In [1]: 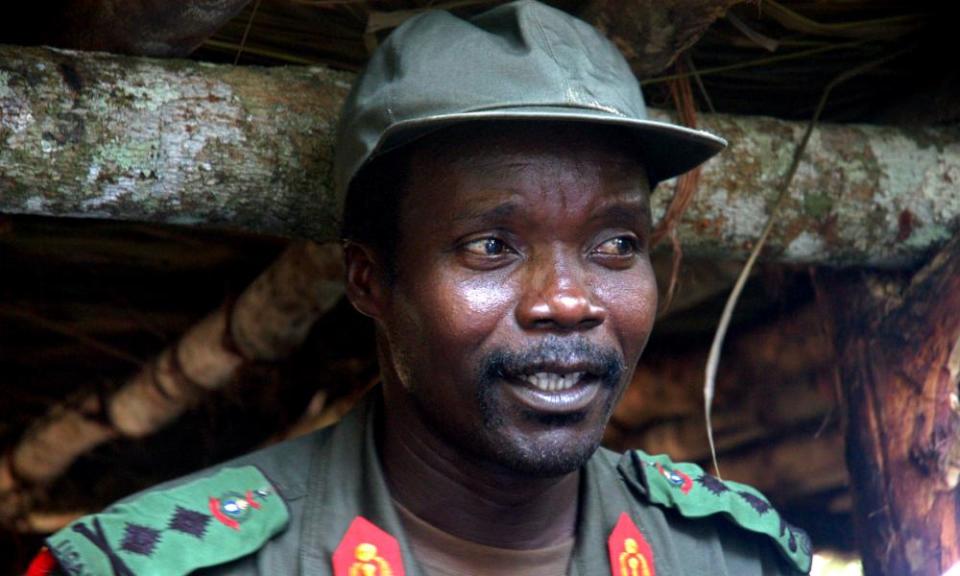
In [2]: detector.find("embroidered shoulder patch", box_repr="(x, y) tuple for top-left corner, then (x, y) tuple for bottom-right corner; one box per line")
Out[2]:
(46, 466), (289, 576)
(618, 450), (812, 574)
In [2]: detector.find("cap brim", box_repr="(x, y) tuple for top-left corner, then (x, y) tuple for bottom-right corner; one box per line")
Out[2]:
(374, 106), (727, 186)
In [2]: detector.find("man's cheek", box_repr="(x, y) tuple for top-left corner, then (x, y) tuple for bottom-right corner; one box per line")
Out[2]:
(462, 279), (515, 317)
(431, 275), (516, 332)
(603, 278), (657, 351)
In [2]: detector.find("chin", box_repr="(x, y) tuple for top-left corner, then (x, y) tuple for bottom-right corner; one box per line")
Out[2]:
(469, 382), (620, 478)
(413, 387), (609, 478)
(494, 387), (622, 477)
(486, 428), (605, 478)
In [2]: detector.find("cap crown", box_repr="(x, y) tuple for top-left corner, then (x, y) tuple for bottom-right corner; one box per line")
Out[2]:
(333, 0), (725, 209)
(334, 0), (649, 199)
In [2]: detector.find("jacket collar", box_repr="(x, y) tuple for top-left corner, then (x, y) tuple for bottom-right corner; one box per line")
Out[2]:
(297, 390), (631, 575)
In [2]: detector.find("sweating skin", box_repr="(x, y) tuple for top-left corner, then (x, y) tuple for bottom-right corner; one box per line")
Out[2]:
(344, 125), (658, 552)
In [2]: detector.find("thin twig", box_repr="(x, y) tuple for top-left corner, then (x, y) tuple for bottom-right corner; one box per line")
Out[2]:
(234, 0), (263, 65)
(760, 0), (924, 38)
(0, 306), (144, 367)
(684, 53), (716, 115)
(205, 40), (321, 66)
(658, 228), (684, 318)
(701, 51), (907, 479)
(654, 61), (701, 318)
(641, 40), (864, 86)
(726, 11), (780, 52)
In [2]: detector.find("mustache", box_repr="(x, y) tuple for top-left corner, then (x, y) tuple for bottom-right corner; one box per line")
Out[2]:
(478, 336), (626, 387)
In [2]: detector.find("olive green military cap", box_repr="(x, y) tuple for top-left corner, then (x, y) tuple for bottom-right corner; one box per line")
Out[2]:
(333, 0), (726, 207)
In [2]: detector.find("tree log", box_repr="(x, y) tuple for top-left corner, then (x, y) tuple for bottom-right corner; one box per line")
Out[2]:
(821, 234), (960, 576)
(610, 368), (834, 458)
(2, 45), (958, 265)
(0, 45), (351, 241)
(716, 428), (848, 503)
(0, 240), (343, 522)
(612, 305), (834, 427)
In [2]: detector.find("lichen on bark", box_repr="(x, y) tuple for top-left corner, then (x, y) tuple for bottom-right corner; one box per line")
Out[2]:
(1, 45), (351, 241)
(2, 45), (958, 266)
(648, 109), (960, 267)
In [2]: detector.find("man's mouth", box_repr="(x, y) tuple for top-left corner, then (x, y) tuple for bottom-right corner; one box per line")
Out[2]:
(521, 371), (585, 392)
(478, 337), (625, 418)
(501, 368), (602, 414)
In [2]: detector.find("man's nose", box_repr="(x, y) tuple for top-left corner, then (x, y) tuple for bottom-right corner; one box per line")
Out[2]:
(515, 255), (607, 331)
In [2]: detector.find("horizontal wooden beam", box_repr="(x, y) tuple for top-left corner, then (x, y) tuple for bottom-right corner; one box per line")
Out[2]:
(2, 45), (958, 266)
(0, 45), (351, 242)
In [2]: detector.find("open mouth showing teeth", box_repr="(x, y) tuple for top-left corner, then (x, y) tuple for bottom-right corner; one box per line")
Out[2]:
(522, 372), (585, 392)
(503, 369), (600, 414)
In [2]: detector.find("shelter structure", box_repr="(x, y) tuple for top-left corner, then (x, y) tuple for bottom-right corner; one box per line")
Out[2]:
(0, 1), (957, 574)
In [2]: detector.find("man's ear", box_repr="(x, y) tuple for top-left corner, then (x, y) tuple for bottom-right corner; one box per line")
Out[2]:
(343, 241), (389, 320)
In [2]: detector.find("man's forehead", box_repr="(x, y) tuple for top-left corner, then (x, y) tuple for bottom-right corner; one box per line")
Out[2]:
(406, 166), (651, 232)
(443, 196), (650, 236)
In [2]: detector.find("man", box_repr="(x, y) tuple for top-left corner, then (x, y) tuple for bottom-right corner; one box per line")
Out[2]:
(31, 2), (812, 574)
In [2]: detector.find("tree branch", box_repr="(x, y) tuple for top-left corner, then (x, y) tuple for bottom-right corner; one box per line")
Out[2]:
(1, 45), (958, 265)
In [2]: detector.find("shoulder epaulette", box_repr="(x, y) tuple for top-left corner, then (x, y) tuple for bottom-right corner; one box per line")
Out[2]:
(45, 466), (289, 576)
(618, 450), (812, 574)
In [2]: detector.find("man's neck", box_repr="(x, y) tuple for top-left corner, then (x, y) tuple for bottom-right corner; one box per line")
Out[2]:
(378, 405), (580, 550)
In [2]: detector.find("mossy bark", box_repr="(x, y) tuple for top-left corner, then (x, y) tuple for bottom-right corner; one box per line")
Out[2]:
(659, 112), (960, 268)
(2, 44), (958, 266)
(0, 45), (351, 242)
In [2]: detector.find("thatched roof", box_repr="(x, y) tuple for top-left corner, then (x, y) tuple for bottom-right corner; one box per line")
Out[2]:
(195, 0), (954, 123)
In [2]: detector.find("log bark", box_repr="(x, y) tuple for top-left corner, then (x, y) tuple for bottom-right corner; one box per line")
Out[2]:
(0, 45), (351, 242)
(612, 305), (834, 427)
(0, 240), (343, 522)
(2, 44), (959, 266)
(821, 234), (960, 576)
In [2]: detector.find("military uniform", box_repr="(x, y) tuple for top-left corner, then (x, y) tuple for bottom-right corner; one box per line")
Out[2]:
(38, 392), (811, 575)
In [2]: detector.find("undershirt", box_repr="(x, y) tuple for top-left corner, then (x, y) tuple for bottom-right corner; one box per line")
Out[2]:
(393, 500), (575, 576)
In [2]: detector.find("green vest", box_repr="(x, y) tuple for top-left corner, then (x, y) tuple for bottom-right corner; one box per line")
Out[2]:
(46, 393), (811, 575)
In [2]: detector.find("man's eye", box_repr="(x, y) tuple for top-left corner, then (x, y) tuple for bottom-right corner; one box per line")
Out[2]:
(462, 237), (510, 256)
(595, 236), (639, 257)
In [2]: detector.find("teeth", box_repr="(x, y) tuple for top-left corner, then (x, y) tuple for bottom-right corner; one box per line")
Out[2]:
(523, 372), (584, 392)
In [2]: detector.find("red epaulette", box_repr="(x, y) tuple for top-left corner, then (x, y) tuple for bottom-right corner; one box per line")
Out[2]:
(333, 516), (405, 576)
(26, 547), (59, 576)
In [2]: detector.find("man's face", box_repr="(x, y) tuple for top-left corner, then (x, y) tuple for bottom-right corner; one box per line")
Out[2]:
(370, 125), (657, 477)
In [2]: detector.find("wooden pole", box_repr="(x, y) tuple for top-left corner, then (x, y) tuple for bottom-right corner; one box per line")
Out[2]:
(2, 45), (958, 266)
(819, 234), (960, 575)
(0, 240), (343, 522)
